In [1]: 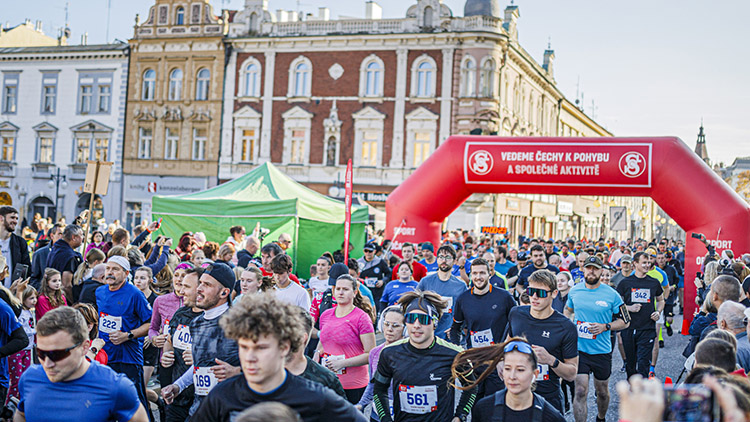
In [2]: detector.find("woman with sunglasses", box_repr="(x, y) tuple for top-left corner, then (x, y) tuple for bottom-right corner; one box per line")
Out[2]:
(372, 290), (476, 422)
(356, 305), (406, 421)
(452, 337), (565, 422)
(505, 270), (578, 415)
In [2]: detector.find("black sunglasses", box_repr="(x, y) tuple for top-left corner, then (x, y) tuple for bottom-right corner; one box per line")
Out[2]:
(37, 341), (83, 363)
(525, 287), (551, 298)
(405, 313), (433, 325)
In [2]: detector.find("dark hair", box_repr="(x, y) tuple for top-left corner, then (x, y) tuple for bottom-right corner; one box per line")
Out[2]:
(73, 303), (99, 340)
(396, 260), (413, 276)
(530, 244), (544, 254)
(335, 274), (376, 323)
(184, 266), (206, 279)
(453, 337), (538, 391)
(685, 365), (728, 385)
(695, 338), (737, 372)
(497, 246), (507, 258)
(235, 402), (301, 422)
(270, 253), (293, 274)
(397, 289), (446, 320)
(436, 244), (457, 260)
(0, 206), (17, 218)
(470, 257), (492, 274)
(37, 307), (88, 346)
(203, 241), (220, 260)
(261, 243), (283, 257)
(112, 228), (129, 244)
(401, 242), (414, 252)
(346, 257), (359, 274)
(633, 251), (649, 263)
(230, 225), (245, 236)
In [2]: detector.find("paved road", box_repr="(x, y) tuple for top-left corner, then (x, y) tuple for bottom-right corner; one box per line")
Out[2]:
(564, 314), (690, 421)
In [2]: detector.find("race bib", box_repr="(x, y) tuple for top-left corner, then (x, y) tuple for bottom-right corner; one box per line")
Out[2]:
(576, 321), (597, 339)
(631, 288), (651, 303)
(470, 328), (494, 348)
(193, 366), (218, 396)
(172, 324), (192, 350)
(398, 385), (438, 414)
(321, 353), (346, 375)
(162, 319), (170, 336)
(441, 296), (454, 314)
(99, 312), (122, 334)
(536, 364), (550, 381)
(365, 277), (378, 288)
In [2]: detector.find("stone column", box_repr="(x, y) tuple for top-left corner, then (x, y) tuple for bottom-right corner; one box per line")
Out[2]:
(439, 47), (454, 144)
(389, 47), (408, 168)
(259, 50), (275, 163)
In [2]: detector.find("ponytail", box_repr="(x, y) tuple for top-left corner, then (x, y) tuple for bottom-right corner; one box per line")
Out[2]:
(451, 337), (538, 391)
(74, 248), (106, 286)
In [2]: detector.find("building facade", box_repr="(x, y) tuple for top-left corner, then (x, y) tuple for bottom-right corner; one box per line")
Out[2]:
(122, 0), (226, 229)
(219, 0), (612, 236)
(0, 44), (128, 224)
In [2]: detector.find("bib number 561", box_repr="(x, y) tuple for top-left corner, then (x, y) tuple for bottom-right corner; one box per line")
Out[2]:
(407, 393), (428, 406)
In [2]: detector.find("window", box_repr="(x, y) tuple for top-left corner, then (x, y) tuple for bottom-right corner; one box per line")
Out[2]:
(242, 61), (260, 97)
(192, 128), (206, 160)
(165, 128), (179, 159)
(290, 130), (305, 164)
(138, 128), (152, 159)
(423, 6), (434, 27)
(168, 69), (183, 101)
(98, 85), (111, 113)
(288, 57), (312, 97)
(94, 138), (109, 161)
(480, 58), (495, 97)
(412, 57), (437, 98)
(142, 69), (156, 101)
(413, 132), (431, 167)
(38, 136), (54, 163)
(176, 7), (185, 25)
(125, 202), (142, 232)
(3, 78), (17, 114)
(195, 68), (210, 101)
(460, 57), (476, 97)
(0, 136), (14, 162)
(80, 85), (93, 114)
(41, 75), (57, 114)
(360, 56), (384, 97)
(361, 131), (378, 167)
(75, 137), (90, 163)
(240, 129), (256, 162)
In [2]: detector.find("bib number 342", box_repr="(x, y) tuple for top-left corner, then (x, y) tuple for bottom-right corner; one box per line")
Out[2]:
(399, 385), (438, 414)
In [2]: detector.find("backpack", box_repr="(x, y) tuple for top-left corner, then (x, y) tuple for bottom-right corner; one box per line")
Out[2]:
(492, 389), (546, 422)
(315, 288), (335, 330)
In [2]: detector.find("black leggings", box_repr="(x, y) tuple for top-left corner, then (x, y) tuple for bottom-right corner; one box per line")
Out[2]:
(345, 387), (366, 404)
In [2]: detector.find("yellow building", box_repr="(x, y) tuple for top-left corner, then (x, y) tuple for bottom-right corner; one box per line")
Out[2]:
(122, 0), (226, 221)
(0, 20), (67, 47)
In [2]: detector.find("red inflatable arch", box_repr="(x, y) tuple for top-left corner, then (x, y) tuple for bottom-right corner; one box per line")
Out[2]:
(385, 136), (750, 318)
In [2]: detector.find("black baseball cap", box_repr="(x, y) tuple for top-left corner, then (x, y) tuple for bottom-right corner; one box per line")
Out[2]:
(363, 243), (376, 252)
(583, 256), (603, 269)
(206, 262), (236, 289)
(517, 251), (529, 261)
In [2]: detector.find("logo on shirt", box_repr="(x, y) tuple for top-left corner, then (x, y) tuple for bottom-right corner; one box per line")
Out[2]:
(491, 304), (497, 310)
(374, 268), (380, 274)
(429, 373), (442, 381)
(596, 301), (608, 307)
(542, 331), (550, 338)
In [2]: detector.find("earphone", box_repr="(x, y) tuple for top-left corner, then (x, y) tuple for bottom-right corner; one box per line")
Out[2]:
(378, 305), (409, 337)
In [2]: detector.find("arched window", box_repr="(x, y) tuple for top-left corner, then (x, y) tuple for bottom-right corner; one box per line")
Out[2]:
(460, 57), (476, 97)
(176, 7), (185, 25)
(423, 6), (434, 27)
(360, 56), (384, 97)
(288, 57), (312, 97)
(242, 60), (261, 97)
(168, 68), (183, 101)
(480, 58), (495, 97)
(249, 13), (258, 32)
(142, 69), (155, 101)
(195, 68), (210, 101)
(412, 56), (437, 98)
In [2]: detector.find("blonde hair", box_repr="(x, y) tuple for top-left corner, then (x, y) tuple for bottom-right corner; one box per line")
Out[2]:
(73, 248), (105, 286)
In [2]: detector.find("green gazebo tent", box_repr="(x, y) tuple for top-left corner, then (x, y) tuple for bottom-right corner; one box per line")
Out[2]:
(151, 162), (369, 276)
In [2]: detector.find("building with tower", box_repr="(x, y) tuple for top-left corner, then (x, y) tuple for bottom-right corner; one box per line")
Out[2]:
(694, 123), (710, 166)
(121, 0), (226, 229)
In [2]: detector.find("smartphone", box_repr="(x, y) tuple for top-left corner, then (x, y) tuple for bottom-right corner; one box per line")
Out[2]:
(663, 384), (719, 422)
(691, 233), (703, 240)
(156, 218), (163, 229)
(12, 264), (28, 282)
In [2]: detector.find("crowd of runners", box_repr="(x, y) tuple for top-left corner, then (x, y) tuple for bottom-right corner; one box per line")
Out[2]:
(2, 205), (750, 421)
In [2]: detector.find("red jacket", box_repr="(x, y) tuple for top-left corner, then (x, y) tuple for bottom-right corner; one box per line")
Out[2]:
(391, 260), (427, 281)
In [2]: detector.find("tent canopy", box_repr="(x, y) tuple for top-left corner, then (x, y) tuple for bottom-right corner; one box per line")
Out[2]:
(152, 162), (369, 276)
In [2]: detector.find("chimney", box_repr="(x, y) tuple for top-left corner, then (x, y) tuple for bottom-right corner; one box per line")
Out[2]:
(288, 11), (299, 22)
(543, 47), (555, 78)
(502, 5), (519, 40)
(81, 32), (88, 45)
(35, 20), (42, 32)
(276, 9), (286, 22)
(318, 7), (330, 21)
(366, 1), (382, 20)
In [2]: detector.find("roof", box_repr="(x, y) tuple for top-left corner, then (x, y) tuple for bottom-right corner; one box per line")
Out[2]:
(0, 43), (128, 55)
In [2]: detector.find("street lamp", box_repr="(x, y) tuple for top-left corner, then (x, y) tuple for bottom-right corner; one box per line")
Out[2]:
(48, 168), (68, 221)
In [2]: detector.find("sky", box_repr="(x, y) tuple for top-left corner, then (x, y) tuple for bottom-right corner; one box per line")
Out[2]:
(6, 0), (749, 166)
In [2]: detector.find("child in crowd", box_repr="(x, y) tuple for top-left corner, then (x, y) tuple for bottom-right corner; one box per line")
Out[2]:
(36, 268), (66, 320)
(7, 285), (37, 402)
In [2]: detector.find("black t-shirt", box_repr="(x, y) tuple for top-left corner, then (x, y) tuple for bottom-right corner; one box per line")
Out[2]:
(616, 274), (663, 330)
(505, 306), (578, 395)
(300, 356), (346, 399)
(518, 264), (560, 288)
(471, 393), (565, 422)
(451, 286), (516, 348)
(506, 265), (523, 279)
(193, 371), (366, 422)
(169, 306), (202, 407)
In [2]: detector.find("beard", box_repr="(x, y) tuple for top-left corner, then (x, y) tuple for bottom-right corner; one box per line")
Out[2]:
(584, 274), (600, 285)
(3, 220), (13, 232)
(438, 263), (452, 272)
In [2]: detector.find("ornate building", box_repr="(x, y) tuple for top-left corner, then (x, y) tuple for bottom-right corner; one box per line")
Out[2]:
(122, 0), (226, 229)
(219, 1), (610, 234)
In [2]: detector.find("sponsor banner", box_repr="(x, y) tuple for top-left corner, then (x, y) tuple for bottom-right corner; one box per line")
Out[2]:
(464, 142), (652, 188)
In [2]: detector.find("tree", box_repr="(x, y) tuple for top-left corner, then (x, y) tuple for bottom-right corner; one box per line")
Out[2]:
(730, 170), (750, 202)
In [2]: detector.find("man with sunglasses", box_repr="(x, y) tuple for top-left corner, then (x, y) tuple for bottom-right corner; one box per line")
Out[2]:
(417, 245), (467, 340)
(517, 245), (559, 293)
(96, 256), (154, 421)
(616, 251), (664, 380)
(505, 269), (578, 414)
(16, 307), (148, 421)
(373, 290), (476, 422)
(564, 256), (629, 422)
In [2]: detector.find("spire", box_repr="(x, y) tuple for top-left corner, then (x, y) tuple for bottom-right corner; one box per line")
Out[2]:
(694, 121), (710, 166)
